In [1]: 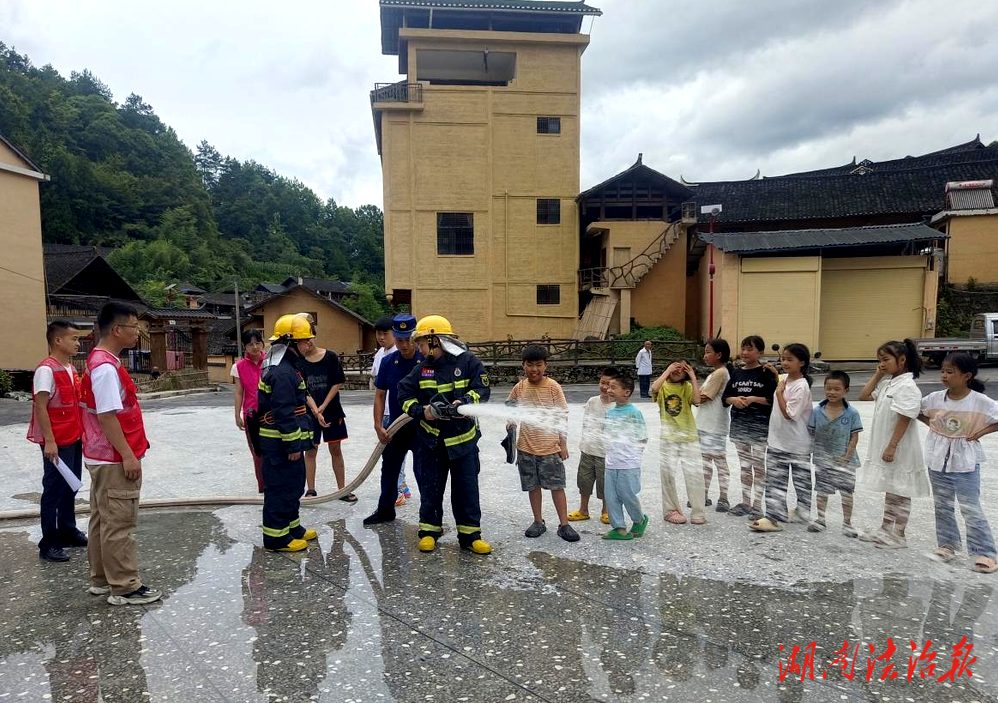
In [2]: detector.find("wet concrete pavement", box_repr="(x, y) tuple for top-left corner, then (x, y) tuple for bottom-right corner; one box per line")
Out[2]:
(2, 508), (997, 702)
(3, 385), (998, 701)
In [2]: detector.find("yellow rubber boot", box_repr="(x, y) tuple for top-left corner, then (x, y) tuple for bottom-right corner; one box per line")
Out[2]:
(418, 536), (437, 553)
(467, 539), (492, 555)
(274, 539), (308, 552)
(301, 528), (318, 541)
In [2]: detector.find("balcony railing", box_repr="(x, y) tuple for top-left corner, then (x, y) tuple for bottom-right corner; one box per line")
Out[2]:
(370, 82), (423, 104)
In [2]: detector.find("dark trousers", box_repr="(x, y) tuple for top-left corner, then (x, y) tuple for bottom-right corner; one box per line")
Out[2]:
(415, 442), (482, 546)
(376, 422), (418, 519)
(638, 374), (651, 398)
(261, 453), (306, 549)
(764, 449), (812, 522)
(39, 441), (83, 551)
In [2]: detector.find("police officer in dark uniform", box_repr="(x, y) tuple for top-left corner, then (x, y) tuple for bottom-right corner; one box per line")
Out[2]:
(256, 314), (318, 552)
(364, 313), (424, 526)
(396, 314), (492, 555)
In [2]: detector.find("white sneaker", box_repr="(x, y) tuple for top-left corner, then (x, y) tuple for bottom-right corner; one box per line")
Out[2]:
(87, 585), (111, 596)
(875, 535), (908, 550)
(107, 585), (162, 606)
(859, 529), (889, 543)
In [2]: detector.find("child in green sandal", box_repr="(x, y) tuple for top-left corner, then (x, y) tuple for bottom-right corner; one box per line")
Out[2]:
(602, 373), (649, 541)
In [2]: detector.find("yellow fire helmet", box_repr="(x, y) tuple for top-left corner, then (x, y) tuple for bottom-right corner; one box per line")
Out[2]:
(413, 314), (455, 339)
(269, 314), (315, 341)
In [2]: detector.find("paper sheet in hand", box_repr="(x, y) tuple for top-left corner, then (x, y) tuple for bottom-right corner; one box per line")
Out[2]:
(56, 458), (83, 492)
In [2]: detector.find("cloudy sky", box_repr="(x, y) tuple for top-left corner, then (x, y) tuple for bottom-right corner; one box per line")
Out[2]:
(3, 0), (997, 207)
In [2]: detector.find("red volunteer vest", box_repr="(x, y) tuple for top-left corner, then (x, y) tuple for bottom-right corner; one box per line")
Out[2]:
(26, 357), (82, 446)
(81, 349), (150, 462)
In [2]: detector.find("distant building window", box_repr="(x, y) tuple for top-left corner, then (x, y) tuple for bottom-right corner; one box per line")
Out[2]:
(537, 285), (560, 305)
(537, 199), (560, 225)
(537, 116), (561, 134)
(437, 213), (474, 255)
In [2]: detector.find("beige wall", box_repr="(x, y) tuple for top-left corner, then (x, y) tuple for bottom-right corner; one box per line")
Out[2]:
(250, 288), (370, 355)
(380, 30), (586, 341)
(630, 229), (687, 332)
(945, 214), (998, 285)
(208, 354), (236, 384)
(0, 146), (47, 370)
(698, 249), (740, 343)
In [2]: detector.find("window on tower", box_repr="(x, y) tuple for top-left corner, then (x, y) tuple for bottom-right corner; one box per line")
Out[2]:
(536, 285), (560, 305)
(536, 199), (561, 225)
(437, 213), (474, 255)
(537, 117), (561, 134)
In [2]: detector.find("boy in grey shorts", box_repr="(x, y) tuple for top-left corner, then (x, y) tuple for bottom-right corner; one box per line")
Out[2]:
(506, 346), (580, 542)
(569, 366), (619, 525)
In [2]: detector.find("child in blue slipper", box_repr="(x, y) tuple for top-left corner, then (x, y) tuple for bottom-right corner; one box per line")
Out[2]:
(602, 373), (649, 540)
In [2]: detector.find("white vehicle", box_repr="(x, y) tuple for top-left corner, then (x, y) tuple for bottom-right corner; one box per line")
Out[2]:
(917, 313), (998, 366)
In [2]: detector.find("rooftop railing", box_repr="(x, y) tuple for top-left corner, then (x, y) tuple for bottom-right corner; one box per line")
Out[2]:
(370, 82), (423, 104)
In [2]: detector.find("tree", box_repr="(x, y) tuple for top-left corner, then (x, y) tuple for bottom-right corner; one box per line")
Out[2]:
(68, 68), (113, 100)
(194, 140), (223, 190)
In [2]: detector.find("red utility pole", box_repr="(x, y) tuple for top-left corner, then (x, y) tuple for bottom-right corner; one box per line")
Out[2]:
(708, 213), (716, 338)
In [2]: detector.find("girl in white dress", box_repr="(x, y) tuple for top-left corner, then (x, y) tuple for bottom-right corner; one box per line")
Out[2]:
(857, 339), (929, 548)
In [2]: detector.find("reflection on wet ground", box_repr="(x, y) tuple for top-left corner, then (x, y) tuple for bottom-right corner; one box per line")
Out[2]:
(1, 509), (996, 702)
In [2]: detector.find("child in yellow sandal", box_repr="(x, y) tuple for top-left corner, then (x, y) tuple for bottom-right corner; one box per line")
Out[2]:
(569, 367), (618, 525)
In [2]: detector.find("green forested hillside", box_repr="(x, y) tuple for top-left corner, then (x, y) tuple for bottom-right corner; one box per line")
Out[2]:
(0, 42), (387, 318)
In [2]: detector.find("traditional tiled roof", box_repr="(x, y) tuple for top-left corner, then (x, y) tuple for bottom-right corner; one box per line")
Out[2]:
(255, 283), (287, 294)
(141, 307), (218, 320)
(700, 222), (945, 254)
(207, 318), (239, 355)
(577, 155), (693, 203)
(199, 292), (243, 307)
(243, 283), (374, 327)
(43, 245), (142, 301)
(689, 158), (998, 225)
(766, 134), (998, 178)
(773, 141), (997, 179)
(280, 276), (354, 297)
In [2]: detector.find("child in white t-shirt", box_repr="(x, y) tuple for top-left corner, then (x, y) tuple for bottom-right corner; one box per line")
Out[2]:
(750, 344), (813, 533)
(697, 339), (732, 512)
(918, 352), (998, 573)
(568, 367), (617, 524)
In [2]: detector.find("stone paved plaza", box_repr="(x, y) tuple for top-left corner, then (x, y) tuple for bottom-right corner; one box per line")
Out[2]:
(1, 388), (998, 702)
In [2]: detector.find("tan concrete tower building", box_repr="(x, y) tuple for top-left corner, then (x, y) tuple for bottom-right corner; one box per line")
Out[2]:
(371, 0), (600, 341)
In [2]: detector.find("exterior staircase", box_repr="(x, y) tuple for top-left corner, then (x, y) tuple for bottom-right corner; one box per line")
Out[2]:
(574, 221), (683, 339)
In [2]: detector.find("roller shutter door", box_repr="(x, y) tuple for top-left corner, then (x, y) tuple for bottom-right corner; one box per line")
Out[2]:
(738, 257), (821, 351)
(819, 266), (924, 360)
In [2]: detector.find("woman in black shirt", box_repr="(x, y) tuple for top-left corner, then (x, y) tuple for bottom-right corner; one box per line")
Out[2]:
(722, 335), (777, 519)
(297, 332), (355, 502)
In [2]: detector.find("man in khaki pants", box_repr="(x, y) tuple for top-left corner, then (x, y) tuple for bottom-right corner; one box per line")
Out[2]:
(80, 302), (161, 605)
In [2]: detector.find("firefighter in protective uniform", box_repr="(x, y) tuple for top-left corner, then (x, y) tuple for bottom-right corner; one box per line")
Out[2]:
(256, 314), (318, 551)
(396, 315), (492, 554)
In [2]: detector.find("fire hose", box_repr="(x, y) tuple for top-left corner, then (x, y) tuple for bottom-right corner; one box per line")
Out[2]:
(0, 415), (414, 522)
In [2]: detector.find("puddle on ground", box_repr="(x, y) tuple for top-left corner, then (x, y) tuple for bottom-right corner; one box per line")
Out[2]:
(0, 510), (995, 702)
